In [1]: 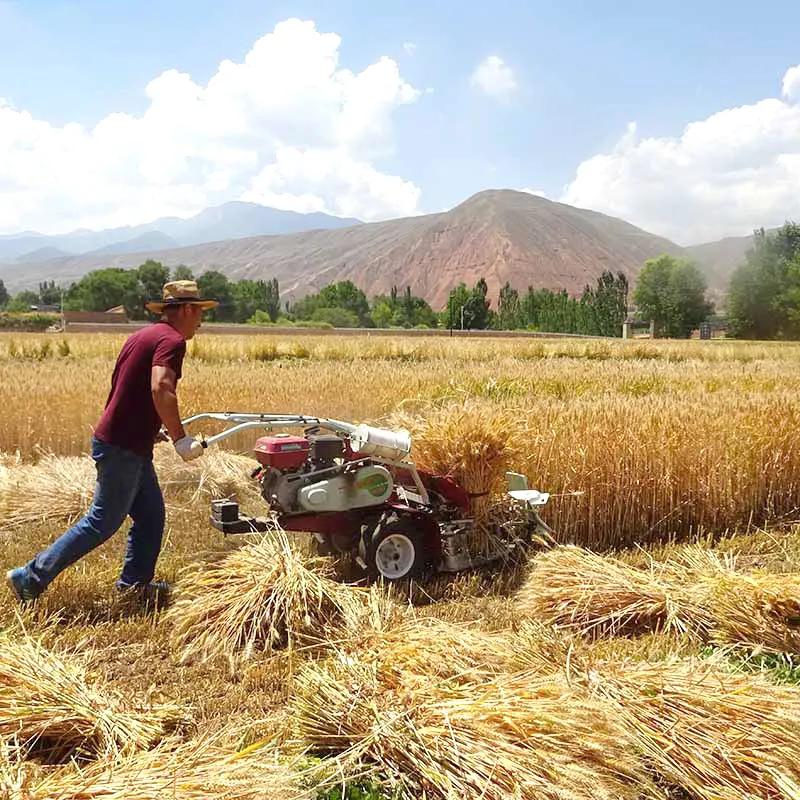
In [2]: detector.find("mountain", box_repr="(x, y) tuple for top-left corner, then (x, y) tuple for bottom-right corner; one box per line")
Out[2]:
(0, 190), (685, 308)
(91, 232), (180, 255)
(686, 231), (761, 292)
(158, 202), (362, 245)
(14, 246), (71, 264)
(0, 202), (361, 262)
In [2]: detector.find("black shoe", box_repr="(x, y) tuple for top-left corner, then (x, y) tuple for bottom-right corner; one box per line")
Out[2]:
(6, 567), (40, 605)
(115, 579), (171, 607)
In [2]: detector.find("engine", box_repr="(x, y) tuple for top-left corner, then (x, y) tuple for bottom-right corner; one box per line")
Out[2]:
(253, 433), (393, 515)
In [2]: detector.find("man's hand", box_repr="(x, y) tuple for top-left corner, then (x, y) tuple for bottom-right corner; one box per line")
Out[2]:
(174, 435), (204, 462)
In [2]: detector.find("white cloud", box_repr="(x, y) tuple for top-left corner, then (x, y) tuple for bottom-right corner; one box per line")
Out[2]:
(783, 65), (800, 102)
(470, 56), (516, 100)
(241, 147), (421, 220)
(403, 42), (417, 56)
(562, 64), (800, 245)
(0, 19), (422, 234)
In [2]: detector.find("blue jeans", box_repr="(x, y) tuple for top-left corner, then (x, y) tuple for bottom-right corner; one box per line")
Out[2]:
(22, 437), (165, 595)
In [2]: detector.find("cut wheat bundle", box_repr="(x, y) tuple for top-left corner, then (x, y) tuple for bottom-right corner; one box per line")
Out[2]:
(351, 615), (514, 688)
(0, 629), (180, 763)
(24, 732), (308, 800)
(684, 570), (800, 654)
(292, 656), (659, 800)
(584, 657), (800, 800)
(515, 545), (697, 638)
(389, 402), (527, 519)
(0, 447), (257, 530)
(518, 544), (800, 656)
(166, 530), (371, 670)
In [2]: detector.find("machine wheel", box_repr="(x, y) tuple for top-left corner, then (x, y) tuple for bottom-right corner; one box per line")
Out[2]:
(368, 518), (432, 581)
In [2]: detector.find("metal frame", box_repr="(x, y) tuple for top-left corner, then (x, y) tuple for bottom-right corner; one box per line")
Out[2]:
(182, 411), (430, 504)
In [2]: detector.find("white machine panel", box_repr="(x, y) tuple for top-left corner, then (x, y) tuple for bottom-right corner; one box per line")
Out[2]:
(298, 464), (394, 512)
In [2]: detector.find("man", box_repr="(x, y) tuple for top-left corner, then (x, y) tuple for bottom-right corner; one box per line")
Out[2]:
(6, 280), (218, 606)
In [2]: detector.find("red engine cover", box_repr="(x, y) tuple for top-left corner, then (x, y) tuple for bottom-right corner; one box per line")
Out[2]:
(254, 434), (309, 470)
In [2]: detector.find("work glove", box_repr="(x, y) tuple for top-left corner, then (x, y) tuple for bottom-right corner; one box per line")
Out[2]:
(174, 435), (204, 462)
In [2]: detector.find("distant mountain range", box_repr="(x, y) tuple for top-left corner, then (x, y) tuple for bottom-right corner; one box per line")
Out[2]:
(0, 190), (780, 308)
(0, 190), (688, 307)
(0, 201), (361, 264)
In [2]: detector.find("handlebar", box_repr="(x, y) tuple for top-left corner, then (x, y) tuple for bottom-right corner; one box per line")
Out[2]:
(181, 412), (359, 448)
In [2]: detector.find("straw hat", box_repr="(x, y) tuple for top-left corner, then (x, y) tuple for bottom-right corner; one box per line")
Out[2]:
(145, 280), (220, 314)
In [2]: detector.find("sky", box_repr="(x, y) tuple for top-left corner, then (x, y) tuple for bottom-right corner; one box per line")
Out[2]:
(2, 0), (800, 245)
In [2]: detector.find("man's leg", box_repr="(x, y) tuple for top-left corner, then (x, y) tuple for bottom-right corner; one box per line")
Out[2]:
(117, 458), (166, 588)
(14, 439), (143, 598)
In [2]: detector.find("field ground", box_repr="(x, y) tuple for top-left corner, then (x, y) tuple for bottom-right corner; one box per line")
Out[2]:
(1, 331), (800, 799)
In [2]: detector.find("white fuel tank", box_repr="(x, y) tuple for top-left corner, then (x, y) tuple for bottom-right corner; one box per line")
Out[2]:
(298, 464), (394, 512)
(350, 424), (411, 461)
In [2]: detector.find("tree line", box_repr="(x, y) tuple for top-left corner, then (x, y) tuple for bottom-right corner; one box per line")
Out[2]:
(2, 222), (796, 339)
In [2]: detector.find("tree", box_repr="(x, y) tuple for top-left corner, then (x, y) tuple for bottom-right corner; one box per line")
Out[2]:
(291, 280), (372, 326)
(0, 279), (8, 309)
(38, 281), (61, 307)
(445, 278), (493, 330)
(594, 270), (629, 337)
(138, 260), (170, 309)
(197, 271), (234, 321)
(464, 278), (493, 329)
(6, 290), (39, 312)
(63, 268), (141, 316)
(371, 285), (437, 328)
(633, 255), (712, 338)
(446, 283), (471, 329)
(496, 282), (523, 329)
(232, 278), (281, 323)
(172, 265), (195, 281)
(726, 224), (800, 339)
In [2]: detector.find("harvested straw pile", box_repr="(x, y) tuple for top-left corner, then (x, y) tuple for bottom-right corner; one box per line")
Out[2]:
(292, 657), (658, 800)
(352, 616), (514, 688)
(518, 544), (800, 655)
(687, 570), (800, 653)
(22, 733), (307, 800)
(0, 630), (179, 762)
(516, 545), (697, 638)
(0, 741), (26, 799)
(585, 657), (800, 800)
(167, 530), (370, 669)
(0, 452), (95, 530)
(0, 447), (256, 530)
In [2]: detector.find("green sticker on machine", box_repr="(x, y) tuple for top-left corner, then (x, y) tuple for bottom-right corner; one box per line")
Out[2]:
(357, 472), (390, 497)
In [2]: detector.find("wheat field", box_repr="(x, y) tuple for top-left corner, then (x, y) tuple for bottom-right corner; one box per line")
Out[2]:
(2, 331), (799, 547)
(2, 329), (800, 799)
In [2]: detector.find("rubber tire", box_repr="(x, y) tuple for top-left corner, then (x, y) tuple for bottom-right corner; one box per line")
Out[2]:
(367, 518), (432, 581)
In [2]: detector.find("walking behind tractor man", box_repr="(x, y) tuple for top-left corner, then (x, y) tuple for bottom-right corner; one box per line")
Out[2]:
(6, 280), (218, 606)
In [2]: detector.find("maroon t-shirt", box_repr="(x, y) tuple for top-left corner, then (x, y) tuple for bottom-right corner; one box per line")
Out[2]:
(94, 321), (186, 457)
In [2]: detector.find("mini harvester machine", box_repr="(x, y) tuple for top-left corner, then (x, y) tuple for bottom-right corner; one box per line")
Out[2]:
(185, 412), (553, 582)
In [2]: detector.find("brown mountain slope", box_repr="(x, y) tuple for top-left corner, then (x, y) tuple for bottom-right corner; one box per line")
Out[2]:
(685, 232), (761, 292)
(0, 190), (684, 308)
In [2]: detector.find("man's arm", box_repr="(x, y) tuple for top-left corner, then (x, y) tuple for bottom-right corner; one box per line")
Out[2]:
(151, 365), (185, 442)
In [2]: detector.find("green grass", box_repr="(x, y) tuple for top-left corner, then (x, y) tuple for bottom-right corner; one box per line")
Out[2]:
(700, 645), (800, 684)
(316, 782), (392, 800)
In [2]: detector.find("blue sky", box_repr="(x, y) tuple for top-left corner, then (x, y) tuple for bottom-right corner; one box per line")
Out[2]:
(2, 0), (800, 243)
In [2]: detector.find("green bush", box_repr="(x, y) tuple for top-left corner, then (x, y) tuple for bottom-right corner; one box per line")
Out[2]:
(0, 312), (60, 331)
